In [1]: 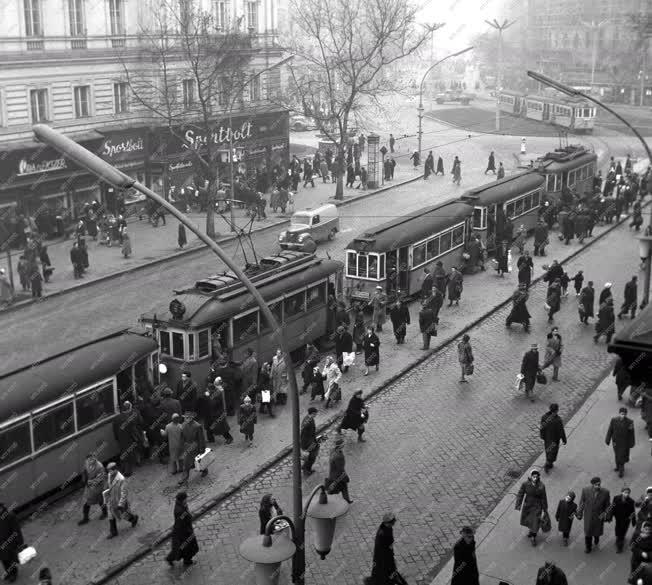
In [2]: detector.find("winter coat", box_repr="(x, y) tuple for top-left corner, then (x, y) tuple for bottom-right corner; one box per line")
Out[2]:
(521, 350), (540, 381)
(176, 379), (199, 413)
(546, 285), (561, 313)
(168, 501), (199, 561)
(579, 286), (595, 318)
(240, 355), (259, 393)
(419, 307), (437, 335)
(370, 522), (397, 585)
(596, 302), (615, 336)
(238, 402), (257, 436)
(578, 486), (611, 537)
(605, 416), (635, 465)
(624, 280), (638, 305)
(535, 564), (568, 585)
(178, 224), (187, 247)
(544, 334), (563, 369)
(327, 448), (349, 492)
(180, 419), (206, 470)
(271, 356), (289, 396)
(555, 499), (577, 534)
(389, 304), (410, 334)
(121, 233), (132, 257)
(335, 331), (354, 355)
(163, 421), (183, 461)
(363, 333), (380, 367)
(199, 388), (230, 436)
(447, 271), (463, 301)
(534, 224), (549, 246)
(112, 409), (143, 452)
(106, 471), (131, 520)
(517, 255), (533, 285)
(300, 415), (317, 451)
(457, 340), (473, 366)
(607, 494), (636, 535)
(508, 290), (530, 324)
(82, 459), (107, 506)
(432, 265), (447, 294)
(540, 411), (566, 462)
(516, 478), (548, 533)
(160, 397), (182, 424)
(340, 395), (366, 431)
(451, 537), (479, 585)
(421, 273), (434, 298)
(322, 362), (342, 397)
(371, 293), (387, 326)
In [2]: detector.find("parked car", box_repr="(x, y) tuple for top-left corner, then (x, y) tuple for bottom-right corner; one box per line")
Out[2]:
(279, 204), (339, 252)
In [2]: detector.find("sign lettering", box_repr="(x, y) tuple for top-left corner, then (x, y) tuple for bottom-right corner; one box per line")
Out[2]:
(182, 122), (253, 150)
(102, 137), (144, 159)
(18, 157), (67, 176)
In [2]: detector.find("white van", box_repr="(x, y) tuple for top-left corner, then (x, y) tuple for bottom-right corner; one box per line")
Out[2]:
(278, 204), (340, 252)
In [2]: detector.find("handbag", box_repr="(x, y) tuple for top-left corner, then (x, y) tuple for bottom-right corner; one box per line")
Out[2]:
(261, 390), (271, 403)
(514, 373), (525, 393)
(465, 363), (474, 376)
(194, 447), (215, 472)
(342, 352), (356, 367)
(536, 371), (547, 385)
(18, 546), (37, 565)
(540, 510), (552, 533)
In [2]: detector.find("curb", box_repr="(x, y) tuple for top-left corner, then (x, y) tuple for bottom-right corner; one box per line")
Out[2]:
(89, 189), (647, 585)
(2, 174), (423, 316)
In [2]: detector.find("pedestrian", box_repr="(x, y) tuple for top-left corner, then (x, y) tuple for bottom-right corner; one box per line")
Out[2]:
(176, 371), (198, 414)
(0, 503), (23, 582)
(546, 280), (561, 323)
(334, 325), (354, 371)
(322, 355), (342, 407)
(112, 401), (143, 477)
(410, 150), (420, 168)
(300, 407), (320, 475)
(485, 151), (496, 174)
(166, 492), (199, 567)
(619, 275), (638, 320)
(39, 245), (52, 282)
(540, 403), (566, 473)
(326, 437), (353, 503)
(457, 334), (473, 383)
(424, 151), (434, 179)
(517, 250), (534, 288)
(320, 159), (329, 183)
(259, 494), (283, 535)
(30, 264), (43, 298)
(432, 260), (447, 295)
(389, 298), (410, 344)
(368, 512), (406, 585)
(388, 134), (395, 153)
(238, 396), (257, 446)
(198, 380), (233, 444)
(162, 413), (184, 474)
(515, 469), (548, 546)
(178, 223), (187, 249)
(506, 283), (531, 332)
(310, 364), (326, 401)
(419, 301), (437, 350)
(535, 561), (568, 585)
(605, 406), (635, 478)
(271, 348), (289, 406)
(560, 271), (570, 297)
(543, 327), (563, 382)
(555, 490), (577, 546)
(533, 220), (549, 257)
(346, 163), (355, 188)
(447, 266), (463, 306)
(572, 270), (584, 296)
(495, 240), (509, 276)
(451, 526), (479, 585)
(520, 343), (542, 402)
(577, 476), (611, 553)
(452, 156), (462, 185)
(634, 488), (652, 540)
(160, 387), (182, 422)
(178, 411), (207, 485)
(240, 347), (258, 398)
(594, 296), (615, 343)
(631, 522), (652, 584)
(497, 162), (505, 180)
(421, 267), (433, 300)
(77, 453), (108, 525)
(121, 229), (132, 258)
(371, 286), (387, 332)
(303, 164), (315, 188)
(631, 200), (644, 231)
(362, 326), (380, 376)
(436, 155), (444, 175)
(337, 389), (368, 442)
(105, 462), (139, 539)
(607, 486), (636, 553)
(579, 281), (595, 324)
(258, 361), (275, 416)
(599, 281), (613, 305)
(613, 356), (632, 401)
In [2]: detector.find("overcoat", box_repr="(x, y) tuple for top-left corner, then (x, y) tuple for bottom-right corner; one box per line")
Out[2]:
(555, 499), (577, 534)
(0, 506), (23, 563)
(451, 537), (479, 585)
(371, 293), (387, 326)
(369, 522), (397, 585)
(180, 419), (206, 471)
(106, 471), (132, 520)
(363, 333), (380, 367)
(544, 334), (563, 369)
(271, 356), (289, 396)
(577, 486), (611, 537)
(168, 501), (199, 562)
(340, 395), (366, 431)
(447, 271), (463, 301)
(579, 286), (595, 318)
(605, 416), (635, 465)
(515, 478), (548, 533)
(163, 421), (184, 461)
(82, 459), (107, 506)
(540, 411), (566, 463)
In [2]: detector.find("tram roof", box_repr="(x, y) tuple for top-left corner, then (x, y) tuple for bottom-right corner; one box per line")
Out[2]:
(539, 150), (597, 173)
(345, 200), (473, 253)
(0, 330), (158, 417)
(141, 258), (343, 328)
(608, 303), (652, 354)
(460, 171), (545, 207)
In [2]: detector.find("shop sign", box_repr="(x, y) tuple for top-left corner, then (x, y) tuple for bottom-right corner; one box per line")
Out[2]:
(168, 160), (193, 173)
(249, 146), (267, 156)
(183, 121), (253, 150)
(271, 142), (287, 151)
(99, 130), (146, 162)
(17, 157), (67, 176)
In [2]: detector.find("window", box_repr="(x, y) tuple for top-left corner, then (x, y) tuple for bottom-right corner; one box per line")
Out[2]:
(0, 420), (31, 468)
(307, 282), (326, 310)
(261, 302), (282, 330)
(452, 225), (464, 248)
(532, 191), (541, 207)
(284, 291), (305, 319)
(188, 333), (195, 359)
(182, 79), (195, 109)
(114, 82), (129, 114)
(214, 0), (228, 29)
(368, 255), (378, 279)
(379, 254), (386, 279)
(472, 208), (483, 229)
(312, 215), (320, 225)
(247, 1), (258, 30)
(219, 77), (229, 107)
(347, 252), (357, 276)
(74, 85), (91, 118)
(68, 0), (85, 36)
(198, 329), (210, 358)
(171, 332), (184, 359)
(357, 255), (368, 278)
(159, 330), (170, 355)
(426, 237), (439, 260)
(249, 75), (261, 101)
(505, 202), (515, 218)
(76, 382), (115, 431)
(412, 243), (426, 267)
(514, 198), (524, 216)
(439, 231), (452, 254)
(24, 0), (42, 36)
(33, 401), (75, 451)
(109, 0), (124, 35)
(30, 88), (48, 122)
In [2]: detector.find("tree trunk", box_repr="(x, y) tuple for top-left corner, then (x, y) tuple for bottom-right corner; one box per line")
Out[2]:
(205, 179), (217, 239)
(334, 146), (345, 200)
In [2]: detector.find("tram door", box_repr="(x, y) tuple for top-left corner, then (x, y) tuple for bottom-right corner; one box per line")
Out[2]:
(398, 246), (409, 294)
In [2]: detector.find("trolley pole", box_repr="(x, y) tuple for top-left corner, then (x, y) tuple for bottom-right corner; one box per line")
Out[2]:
(485, 19), (515, 133)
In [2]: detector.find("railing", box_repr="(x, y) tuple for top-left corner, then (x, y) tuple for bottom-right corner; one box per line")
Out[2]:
(70, 38), (87, 49)
(111, 37), (126, 48)
(26, 39), (44, 50)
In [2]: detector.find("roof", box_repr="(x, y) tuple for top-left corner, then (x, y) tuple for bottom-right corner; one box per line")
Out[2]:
(460, 171), (545, 207)
(141, 258), (343, 328)
(0, 331), (158, 418)
(609, 303), (652, 353)
(345, 200), (473, 253)
(540, 150), (597, 173)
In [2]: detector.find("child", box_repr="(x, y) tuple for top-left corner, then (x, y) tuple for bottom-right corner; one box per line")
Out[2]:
(607, 486), (636, 553)
(560, 271), (570, 297)
(572, 270), (584, 296)
(555, 490), (578, 546)
(238, 395), (257, 446)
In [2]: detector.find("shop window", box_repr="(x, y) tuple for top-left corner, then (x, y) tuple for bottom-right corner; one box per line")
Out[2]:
(439, 231), (452, 254)
(171, 332), (184, 359)
(427, 237), (440, 260)
(159, 330), (171, 355)
(198, 329), (210, 358)
(284, 291), (306, 319)
(0, 420), (31, 468)
(413, 243), (426, 267)
(76, 382), (116, 431)
(32, 401), (75, 452)
(233, 311), (258, 343)
(452, 225), (464, 247)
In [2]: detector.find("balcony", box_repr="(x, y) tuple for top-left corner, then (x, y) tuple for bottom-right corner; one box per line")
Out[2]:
(111, 37), (126, 48)
(26, 39), (44, 50)
(71, 38), (87, 49)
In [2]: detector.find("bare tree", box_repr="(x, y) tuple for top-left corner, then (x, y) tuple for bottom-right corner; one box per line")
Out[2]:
(122, 0), (254, 238)
(282, 0), (438, 199)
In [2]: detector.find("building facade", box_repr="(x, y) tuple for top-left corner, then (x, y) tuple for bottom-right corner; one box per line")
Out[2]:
(0, 0), (289, 237)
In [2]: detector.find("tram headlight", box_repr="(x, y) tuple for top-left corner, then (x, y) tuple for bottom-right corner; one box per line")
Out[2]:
(279, 231), (287, 242)
(159, 363), (168, 375)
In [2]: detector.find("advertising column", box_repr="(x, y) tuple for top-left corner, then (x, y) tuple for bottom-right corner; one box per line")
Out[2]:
(366, 133), (380, 189)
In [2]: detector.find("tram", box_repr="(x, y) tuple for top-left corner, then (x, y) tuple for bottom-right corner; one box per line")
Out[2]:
(0, 330), (159, 511)
(344, 200), (474, 301)
(140, 251), (343, 389)
(536, 145), (598, 202)
(498, 89), (597, 133)
(460, 171), (546, 253)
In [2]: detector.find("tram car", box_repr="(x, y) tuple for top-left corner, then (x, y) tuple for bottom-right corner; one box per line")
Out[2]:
(460, 171), (546, 253)
(344, 199), (474, 302)
(498, 89), (597, 133)
(140, 251), (343, 389)
(535, 145), (598, 202)
(0, 330), (159, 511)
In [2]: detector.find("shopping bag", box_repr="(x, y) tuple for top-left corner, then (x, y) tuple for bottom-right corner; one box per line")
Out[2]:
(18, 546), (37, 565)
(342, 352), (356, 367)
(194, 447), (215, 472)
(536, 371), (548, 385)
(465, 363), (474, 376)
(540, 510), (552, 533)
(514, 373), (525, 393)
(543, 302), (551, 311)
(261, 390), (271, 403)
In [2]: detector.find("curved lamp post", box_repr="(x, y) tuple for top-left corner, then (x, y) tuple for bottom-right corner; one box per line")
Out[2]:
(239, 485), (349, 585)
(417, 46), (474, 155)
(31, 124), (309, 584)
(526, 70), (652, 306)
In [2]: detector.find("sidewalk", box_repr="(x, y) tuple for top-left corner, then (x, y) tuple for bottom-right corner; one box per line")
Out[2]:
(430, 371), (651, 585)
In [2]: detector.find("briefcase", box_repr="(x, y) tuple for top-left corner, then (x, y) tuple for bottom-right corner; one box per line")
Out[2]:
(194, 448), (215, 472)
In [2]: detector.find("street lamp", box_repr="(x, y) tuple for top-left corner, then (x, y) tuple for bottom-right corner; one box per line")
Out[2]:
(30, 124), (306, 584)
(485, 19), (515, 132)
(527, 70), (652, 305)
(417, 46), (474, 155)
(239, 485), (349, 585)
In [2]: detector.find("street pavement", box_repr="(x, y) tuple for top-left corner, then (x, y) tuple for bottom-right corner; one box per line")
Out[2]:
(429, 371), (652, 585)
(18, 164), (648, 584)
(99, 198), (645, 585)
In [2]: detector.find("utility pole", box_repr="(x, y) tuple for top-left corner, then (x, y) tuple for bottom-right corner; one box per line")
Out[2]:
(485, 19), (515, 132)
(581, 20), (608, 92)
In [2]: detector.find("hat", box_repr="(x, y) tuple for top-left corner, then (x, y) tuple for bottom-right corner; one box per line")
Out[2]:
(308, 407), (318, 414)
(163, 387), (173, 397)
(107, 462), (117, 470)
(530, 469), (540, 477)
(243, 396), (252, 403)
(183, 411), (196, 418)
(171, 413), (180, 420)
(646, 486), (652, 493)
(605, 282), (612, 288)
(549, 403), (559, 412)
(530, 343), (538, 349)
(382, 512), (396, 524)
(376, 285), (383, 290)
(619, 407), (628, 414)
(590, 476), (601, 485)
(460, 526), (474, 535)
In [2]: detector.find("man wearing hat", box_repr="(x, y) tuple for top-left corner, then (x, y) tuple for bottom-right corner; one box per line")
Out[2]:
(520, 343), (542, 402)
(300, 407), (320, 475)
(578, 476), (611, 553)
(176, 372), (198, 414)
(334, 325), (353, 371)
(540, 403), (567, 473)
(369, 512), (404, 585)
(599, 282), (613, 306)
(112, 401), (144, 477)
(451, 527), (479, 585)
(326, 437), (352, 503)
(178, 411), (206, 485)
(371, 286), (387, 332)
(161, 413), (184, 474)
(160, 387), (182, 424)
(535, 561), (568, 585)
(606, 407), (636, 478)
(105, 462), (139, 539)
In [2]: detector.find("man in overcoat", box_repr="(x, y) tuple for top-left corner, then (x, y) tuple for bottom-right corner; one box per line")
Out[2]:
(112, 401), (143, 477)
(606, 407), (636, 477)
(105, 462), (139, 538)
(334, 325), (354, 370)
(300, 407), (319, 475)
(0, 502), (23, 582)
(389, 299), (410, 344)
(521, 344), (541, 402)
(618, 276), (638, 320)
(540, 403), (567, 473)
(368, 512), (402, 585)
(77, 453), (107, 524)
(577, 476), (611, 553)
(178, 412), (207, 485)
(371, 286), (387, 332)
(176, 371), (198, 414)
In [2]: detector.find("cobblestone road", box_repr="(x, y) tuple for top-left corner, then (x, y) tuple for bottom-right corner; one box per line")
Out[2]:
(106, 216), (642, 585)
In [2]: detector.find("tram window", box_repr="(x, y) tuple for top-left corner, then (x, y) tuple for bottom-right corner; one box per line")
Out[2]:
(357, 255), (368, 278)
(532, 191), (541, 207)
(76, 382), (116, 431)
(523, 194), (532, 211)
(427, 237), (439, 260)
(33, 401), (75, 452)
(233, 311), (259, 342)
(211, 322), (229, 356)
(439, 231), (452, 254)
(368, 255), (378, 279)
(347, 252), (357, 276)
(159, 331), (171, 355)
(307, 283), (326, 309)
(514, 198), (524, 216)
(198, 330), (210, 358)
(285, 291), (306, 318)
(261, 302), (283, 330)
(0, 420), (31, 467)
(379, 254), (386, 279)
(171, 332), (184, 359)
(452, 225), (464, 247)
(472, 208), (482, 229)
(413, 243), (426, 267)
(188, 334), (195, 360)
(505, 202), (515, 218)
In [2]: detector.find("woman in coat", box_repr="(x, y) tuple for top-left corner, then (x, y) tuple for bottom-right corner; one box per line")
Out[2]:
(389, 299), (410, 344)
(447, 267), (463, 306)
(546, 281), (561, 323)
(327, 438), (352, 503)
(594, 297), (616, 343)
(506, 284), (531, 332)
(206, 381), (233, 444)
(78, 453), (108, 524)
(457, 334), (473, 383)
(369, 513), (400, 585)
(337, 389), (367, 441)
(166, 492), (199, 567)
(517, 251), (534, 288)
(515, 469), (548, 545)
(362, 326), (380, 376)
(178, 223), (187, 249)
(259, 494), (283, 535)
(271, 349), (289, 405)
(322, 356), (342, 407)
(578, 282), (595, 324)
(543, 327), (563, 382)
(121, 229), (132, 258)
(238, 396), (257, 446)
(451, 527), (479, 585)
(0, 503), (23, 582)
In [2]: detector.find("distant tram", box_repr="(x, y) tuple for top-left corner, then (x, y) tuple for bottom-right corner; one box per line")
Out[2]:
(140, 251), (343, 389)
(499, 89), (597, 133)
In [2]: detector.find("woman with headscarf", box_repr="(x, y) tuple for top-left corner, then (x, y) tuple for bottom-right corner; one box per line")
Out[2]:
(515, 469), (548, 546)
(362, 326), (380, 376)
(166, 492), (199, 567)
(337, 389), (368, 441)
(259, 494), (283, 535)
